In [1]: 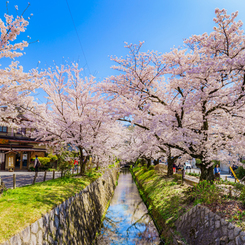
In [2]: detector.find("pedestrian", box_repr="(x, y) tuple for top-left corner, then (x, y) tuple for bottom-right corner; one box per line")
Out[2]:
(173, 162), (176, 174)
(214, 164), (220, 180)
(74, 160), (78, 171)
(34, 155), (41, 175)
(183, 162), (186, 178)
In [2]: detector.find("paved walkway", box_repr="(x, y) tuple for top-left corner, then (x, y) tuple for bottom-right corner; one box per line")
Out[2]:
(0, 171), (62, 189)
(186, 169), (238, 183)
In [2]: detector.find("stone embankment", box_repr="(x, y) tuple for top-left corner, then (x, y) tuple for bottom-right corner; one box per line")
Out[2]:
(1, 167), (119, 245)
(176, 204), (245, 245)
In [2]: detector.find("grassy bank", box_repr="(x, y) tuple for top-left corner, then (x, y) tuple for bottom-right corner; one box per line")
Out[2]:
(131, 165), (245, 244)
(0, 169), (102, 243)
(131, 166), (190, 244)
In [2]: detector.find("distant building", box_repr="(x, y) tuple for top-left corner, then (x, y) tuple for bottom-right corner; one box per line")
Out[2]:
(0, 126), (47, 171)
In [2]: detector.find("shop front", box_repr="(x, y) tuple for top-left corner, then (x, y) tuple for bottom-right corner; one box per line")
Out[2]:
(0, 138), (46, 171)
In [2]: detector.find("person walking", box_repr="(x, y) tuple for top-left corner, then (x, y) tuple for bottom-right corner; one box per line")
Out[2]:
(74, 159), (78, 172)
(183, 162), (186, 178)
(214, 164), (221, 180)
(34, 155), (41, 175)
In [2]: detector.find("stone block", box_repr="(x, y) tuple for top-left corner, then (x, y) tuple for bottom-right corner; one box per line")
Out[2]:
(31, 221), (39, 234)
(30, 234), (37, 245)
(38, 218), (43, 229)
(54, 206), (59, 215)
(221, 225), (228, 236)
(49, 209), (55, 220)
(213, 229), (221, 239)
(228, 222), (235, 230)
(235, 236), (244, 245)
(43, 213), (49, 227)
(234, 227), (241, 237)
(21, 226), (30, 243)
(49, 220), (57, 236)
(228, 228), (235, 240)
(240, 231), (245, 241)
(221, 218), (228, 226)
(215, 220), (221, 229)
(1, 242), (10, 245)
(48, 235), (54, 244)
(209, 225), (215, 232)
(219, 236), (228, 245)
(37, 230), (43, 245)
(9, 234), (21, 245)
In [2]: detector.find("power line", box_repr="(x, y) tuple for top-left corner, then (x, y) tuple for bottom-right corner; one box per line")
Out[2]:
(65, 0), (91, 75)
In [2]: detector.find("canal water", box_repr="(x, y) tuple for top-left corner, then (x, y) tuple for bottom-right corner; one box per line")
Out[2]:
(94, 169), (162, 245)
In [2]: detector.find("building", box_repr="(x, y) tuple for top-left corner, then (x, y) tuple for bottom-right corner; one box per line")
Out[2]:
(0, 126), (47, 171)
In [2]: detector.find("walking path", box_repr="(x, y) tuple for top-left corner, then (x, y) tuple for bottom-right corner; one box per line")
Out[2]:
(0, 171), (62, 189)
(186, 168), (237, 183)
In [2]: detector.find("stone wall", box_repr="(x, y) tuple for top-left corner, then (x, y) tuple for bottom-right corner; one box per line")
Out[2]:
(175, 204), (245, 245)
(1, 167), (119, 245)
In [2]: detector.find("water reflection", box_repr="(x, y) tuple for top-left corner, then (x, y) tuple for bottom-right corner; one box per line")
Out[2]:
(94, 169), (161, 245)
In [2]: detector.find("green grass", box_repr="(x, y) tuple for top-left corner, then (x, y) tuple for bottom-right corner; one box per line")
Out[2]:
(132, 166), (189, 229)
(0, 170), (102, 243)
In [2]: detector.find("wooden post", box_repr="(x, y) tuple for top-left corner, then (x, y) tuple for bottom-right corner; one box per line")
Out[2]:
(235, 178), (237, 183)
(43, 171), (47, 182)
(225, 176), (227, 181)
(53, 170), (55, 179)
(20, 152), (23, 170)
(181, 169), (184, 185)
(13, 174), (16, 189)
(32, 172), (37, 185)
(61, 170), (63, 178)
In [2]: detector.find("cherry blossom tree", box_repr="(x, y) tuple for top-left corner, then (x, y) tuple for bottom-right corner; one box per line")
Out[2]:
(103, 9), (245, 181)
(0, 4), (40, 126)
(25, 64), (125, 174)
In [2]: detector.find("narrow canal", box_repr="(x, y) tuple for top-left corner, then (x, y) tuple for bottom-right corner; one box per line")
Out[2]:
(94, 169), (162, 245)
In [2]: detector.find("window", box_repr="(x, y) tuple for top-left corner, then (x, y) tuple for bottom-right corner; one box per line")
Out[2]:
(17, 128), (26, 135)
(0, 126), (7, 133)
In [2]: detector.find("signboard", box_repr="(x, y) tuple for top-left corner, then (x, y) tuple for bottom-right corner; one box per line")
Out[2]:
(0, 139), (9, 144)
(8, 156), (14, 167)
(23, 154), (27, 160)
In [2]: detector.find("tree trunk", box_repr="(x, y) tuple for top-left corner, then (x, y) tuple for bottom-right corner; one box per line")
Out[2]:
(146, 158), (151, 168)
(167, 156), (174, 176)
(153, 159), (159, 166)
(199, 163), (214, 182)
(96, 157), (99, 170)
(79, 147), (86, 175)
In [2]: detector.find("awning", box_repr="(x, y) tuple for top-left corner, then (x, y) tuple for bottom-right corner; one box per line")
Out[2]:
(0, 148), (46, 152)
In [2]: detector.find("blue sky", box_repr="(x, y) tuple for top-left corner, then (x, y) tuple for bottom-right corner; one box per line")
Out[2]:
(1, 0), (245, 101)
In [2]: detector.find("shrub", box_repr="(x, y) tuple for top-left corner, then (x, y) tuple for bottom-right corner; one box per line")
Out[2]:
(240, 188), (245, 206)
(189, 180), (221, 205)
(235, 166), (245, 180)
(31, 157), (51, 168)
(47, 154), (58, 162)
(239, 186), (245, 206)
(212, 160), (220, 168)
(173, 174), (182, 181)
(187, 172), (200, 177)
(195, 159), (202, 165)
